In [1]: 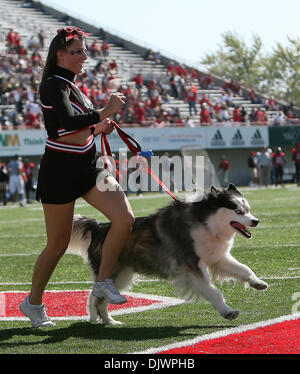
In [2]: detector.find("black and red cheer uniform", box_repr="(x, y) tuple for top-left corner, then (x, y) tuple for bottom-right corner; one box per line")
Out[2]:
(36, 65), (105, 204)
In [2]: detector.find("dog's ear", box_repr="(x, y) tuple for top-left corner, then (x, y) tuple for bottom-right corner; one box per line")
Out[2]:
(211, 185), (221, 199)
(227, 183), (241, 195)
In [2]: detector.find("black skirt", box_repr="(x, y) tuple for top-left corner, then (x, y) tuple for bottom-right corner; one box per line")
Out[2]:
(36, 139), (106, 204)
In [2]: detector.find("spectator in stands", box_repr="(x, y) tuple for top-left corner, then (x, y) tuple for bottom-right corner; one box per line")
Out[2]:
(240, 106), (248, 123)
(27, 35), (39, 51)
(171, 108), (183, 126)
(143, 49), (154, 60)
(249, 108), (257, 123)
(0, 110), (10, 130)
(184, 116), (195, 127)
(217, 155), (230, 187)
(169, 72), (179, 98)
(167, 61), (176, 75)
(14, 32), (21, 50)
(38, 29), (45, 49)
(256, 107), (268, 125)
(176, 64), (188, 78)
(272, 147), (286, 187)
(109, 59), (118, 74)
(18, 44), (27, 56)
(23, 108), (37, 128)
(132, 73), (143, 90)
(148, 91), (161, 114)
(286, 109), (294, 124)
(200, 73), (213, 89)
(6, 28), (16, 49)
(185, 85), (198, 116)
(134, 102), (146, 123)
(232, 105), (242, 123)
(273, 110), (286, 126)
(146, 79), (156, 97)
(223, 79), (235, 93)
(101, 40), (110, 57)
(199, 93), (212, 107)
(160, 87), (170, 104)
(31, 51), (42, 65)
(200, 103), (212, 125)
(248, 89), (257, 103)
(220, 105), (231, 125)
(292, 142), (300, 186)
(89, 39), (101, 58)
(268, 96), (276, 110)
(153, 51), (162, 63)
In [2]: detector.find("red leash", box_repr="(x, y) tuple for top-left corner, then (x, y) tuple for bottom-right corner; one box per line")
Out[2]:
(100, 122), (179, 202)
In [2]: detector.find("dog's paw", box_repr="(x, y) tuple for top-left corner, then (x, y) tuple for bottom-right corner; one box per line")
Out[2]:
(88, 316), (99, 323)
(223, 309), (240, 320)
(103, 317), (124, 325)
(249, 276), (268, 290)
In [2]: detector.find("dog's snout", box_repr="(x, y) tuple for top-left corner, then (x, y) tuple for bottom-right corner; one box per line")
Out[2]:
(251, 219), (259, 227)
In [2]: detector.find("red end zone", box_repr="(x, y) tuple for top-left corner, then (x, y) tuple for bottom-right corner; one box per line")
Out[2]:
(157, 318), (300, 354)
(0, 290), (160, 317)
(0, 290), (185, 320)
(132, 313), (300, 355)
(1, 291), (299, 354)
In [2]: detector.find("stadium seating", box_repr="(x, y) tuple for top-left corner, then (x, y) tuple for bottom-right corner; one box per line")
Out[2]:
(0, 0), (296, 129)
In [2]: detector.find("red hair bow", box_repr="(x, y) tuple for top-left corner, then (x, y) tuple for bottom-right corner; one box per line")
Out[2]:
(57, 26), (90, 42)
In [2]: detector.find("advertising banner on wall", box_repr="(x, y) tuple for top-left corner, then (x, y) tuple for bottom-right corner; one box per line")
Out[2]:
(269, 127), (300, 146)
(0, 130), (47, 158)
(204, 126), (269, 149)
(106, 127), (206, 152)
(0, 126), (269, 158)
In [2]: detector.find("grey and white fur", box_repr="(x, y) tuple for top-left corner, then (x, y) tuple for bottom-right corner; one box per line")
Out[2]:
(67, 184), (268, 325)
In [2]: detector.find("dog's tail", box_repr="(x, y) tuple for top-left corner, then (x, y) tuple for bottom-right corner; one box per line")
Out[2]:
(66, 214), (91, 263)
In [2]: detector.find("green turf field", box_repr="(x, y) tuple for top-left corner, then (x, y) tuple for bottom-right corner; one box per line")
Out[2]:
(0, 187), (299, 354)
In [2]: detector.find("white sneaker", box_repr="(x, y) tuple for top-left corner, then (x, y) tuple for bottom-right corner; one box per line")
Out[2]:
(91, 279), (127, 304)
(19, 296), (56, 328)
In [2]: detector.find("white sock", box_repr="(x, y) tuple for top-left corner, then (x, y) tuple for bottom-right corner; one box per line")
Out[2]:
(27, 296), (42, 309)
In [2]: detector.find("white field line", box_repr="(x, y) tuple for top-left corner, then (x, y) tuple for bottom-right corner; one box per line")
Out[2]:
(0, 235), (46, 239)
(0, 252), (42, 257)
(0, 242), (299, 257)
(0, 218), (43, 225)
(132, 312), (300, 354)
(259, 223), (300, 229)
(0, 208), (155, 227)
(0, 281), (92, 286)
(0, 193), (175, 211)
(0, 275), (299, 287)
(235, 244), (300, 248)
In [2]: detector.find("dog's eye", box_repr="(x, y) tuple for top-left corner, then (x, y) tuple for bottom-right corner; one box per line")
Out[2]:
(235, 209), (242, 215)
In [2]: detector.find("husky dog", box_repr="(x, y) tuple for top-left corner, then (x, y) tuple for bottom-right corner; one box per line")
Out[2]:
(67, 184), (268, 324)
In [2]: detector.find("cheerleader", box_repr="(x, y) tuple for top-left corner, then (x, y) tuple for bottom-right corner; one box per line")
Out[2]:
(20, 27), (134, 327)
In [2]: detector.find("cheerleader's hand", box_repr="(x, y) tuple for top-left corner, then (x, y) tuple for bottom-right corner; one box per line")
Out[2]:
(93, 118), (115, 136)
(106, 92), (126, 115)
